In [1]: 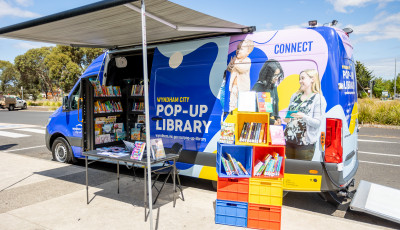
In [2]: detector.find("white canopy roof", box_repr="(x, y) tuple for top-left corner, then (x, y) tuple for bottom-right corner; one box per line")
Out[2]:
(0, 0), (254, 48)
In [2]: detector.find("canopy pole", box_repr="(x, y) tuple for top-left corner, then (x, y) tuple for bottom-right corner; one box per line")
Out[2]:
(141, 0), (153, 229)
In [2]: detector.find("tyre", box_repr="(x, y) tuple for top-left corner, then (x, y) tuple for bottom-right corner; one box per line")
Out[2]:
(8, 104), (14, 111)
(22, 103), (27, 109)
(319, 191), (346, 207)
(52, 137), (73, 163)
(211, 180), (217, 191)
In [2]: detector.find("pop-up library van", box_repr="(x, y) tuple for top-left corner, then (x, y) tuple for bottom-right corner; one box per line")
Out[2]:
(0, 0), (358, 204)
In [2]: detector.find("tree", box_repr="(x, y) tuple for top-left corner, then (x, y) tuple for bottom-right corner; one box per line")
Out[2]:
(45, 50), (81, 95)
(14, 47), (53, 100)
(54, 45), (103, 70)
(355, 61), (374, 98)
(0, 60), (19, 95)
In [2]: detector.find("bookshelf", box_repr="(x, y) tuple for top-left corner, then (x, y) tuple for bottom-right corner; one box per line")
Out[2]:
(126, 84), (145, 142)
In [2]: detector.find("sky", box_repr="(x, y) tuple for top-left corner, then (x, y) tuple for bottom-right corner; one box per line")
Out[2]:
(0, 0), (399, 80)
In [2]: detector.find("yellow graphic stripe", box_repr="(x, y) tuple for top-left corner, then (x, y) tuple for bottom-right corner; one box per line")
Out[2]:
(277, 74), (300, 111)
(199, 166), (218, 181)
(349, 102), (358, 134)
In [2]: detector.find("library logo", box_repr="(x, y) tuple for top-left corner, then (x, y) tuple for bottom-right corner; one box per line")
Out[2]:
(73, 124), (82, 135)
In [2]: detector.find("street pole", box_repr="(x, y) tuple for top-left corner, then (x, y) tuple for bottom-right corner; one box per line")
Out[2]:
(395, 58), (397, 98)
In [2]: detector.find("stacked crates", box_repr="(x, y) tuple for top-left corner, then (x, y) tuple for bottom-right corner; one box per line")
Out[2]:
(216, 112), (285, 230)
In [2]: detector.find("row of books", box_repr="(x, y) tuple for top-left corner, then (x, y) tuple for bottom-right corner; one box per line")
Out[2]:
(239, 122), (268, 144)
(221, 153), (249, 176)
(253, 153), (283, 176)
(132, 102), (144, 111)
(131, 84), (144, 96)
(94, 100), (123, 113)
(90, 80), (122, 97)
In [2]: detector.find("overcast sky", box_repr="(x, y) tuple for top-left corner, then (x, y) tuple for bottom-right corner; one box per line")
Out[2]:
(0, 0), (399, 80)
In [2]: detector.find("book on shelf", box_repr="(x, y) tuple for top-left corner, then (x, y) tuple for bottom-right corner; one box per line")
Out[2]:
(221, 153), (249, 176)
(219, 122), (235, 144)
(270, 125), (286, 145)
(150, 138), (166, 160)
(237, 91), (256, 112)
(256, 92), (273, 113)
(131, 85), (144, 96)
(225, 153), (239, 175)
(131, 128), (141, 141)
(130, 141), (146, 160)
(239, 122), (269, 144)
(253, 153), (282, 177)
(137, 115), (145, 123)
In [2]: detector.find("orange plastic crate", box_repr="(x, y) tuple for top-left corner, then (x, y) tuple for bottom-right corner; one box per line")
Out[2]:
(217, 178), (249, 203)
(247, 203), (281, 230)
(252, 146), (285, 178)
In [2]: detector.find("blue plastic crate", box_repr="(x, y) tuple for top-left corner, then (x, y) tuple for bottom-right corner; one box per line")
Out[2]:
(215, 199), (248, 227)
(217, 144), (253, 178)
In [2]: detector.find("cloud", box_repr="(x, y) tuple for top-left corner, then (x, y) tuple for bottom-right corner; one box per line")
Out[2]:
(15, 0), (33, 7)
(0, 0), (39, 18)
(327, 0), (393, 13)
(363, 58), (397, 80)
(347, 12), (400, 41)
(14, 42), (54, 50)
(283, 22), (311, 30)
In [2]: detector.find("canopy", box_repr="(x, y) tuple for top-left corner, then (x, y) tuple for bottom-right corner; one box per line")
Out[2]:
(0, 0), (254, 48)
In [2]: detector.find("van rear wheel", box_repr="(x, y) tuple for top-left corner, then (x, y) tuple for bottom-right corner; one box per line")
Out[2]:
(8, 105), (14, 111)
(319, 191), (346, 206)
(52, 137), (73, 163)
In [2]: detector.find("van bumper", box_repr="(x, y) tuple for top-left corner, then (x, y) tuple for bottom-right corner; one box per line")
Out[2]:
(45, 127), (51, 151)
(284, 158), (358, 192)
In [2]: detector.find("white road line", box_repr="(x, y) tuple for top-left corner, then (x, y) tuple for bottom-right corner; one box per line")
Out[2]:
(359, 160), (400, 167)
(359, 151), (400, 157)
(358, 139), (398, 144)
(15, 128), (45, 134)
(6, 145), (46, 152)
(0, 131), (30, 138)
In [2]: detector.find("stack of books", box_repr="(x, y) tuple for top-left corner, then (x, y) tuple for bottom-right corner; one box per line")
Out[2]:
(131, 85), (144, 96)
(253, 152), (283, 177)
(221, 153), (249, 176)
(132, 102), (145, 111)
(239, 122), (268, 143)
(94, 100), (123, 113)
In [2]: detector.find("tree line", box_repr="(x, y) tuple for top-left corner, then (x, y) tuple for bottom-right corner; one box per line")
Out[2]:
(0, 46), (398, 100)
(0, 45), (103, 100)
(355, 61), (399, 98)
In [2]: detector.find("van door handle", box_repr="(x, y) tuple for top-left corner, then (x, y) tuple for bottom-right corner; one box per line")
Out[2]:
(151, 116), (163, 121)
(77, 98), (83, 122)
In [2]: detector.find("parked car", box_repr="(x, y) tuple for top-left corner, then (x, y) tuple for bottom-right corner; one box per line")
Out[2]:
(0, 95), (27, 110)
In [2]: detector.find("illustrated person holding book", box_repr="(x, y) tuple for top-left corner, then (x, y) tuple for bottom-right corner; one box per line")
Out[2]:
(283, 69), (326, 160)
(252, 59), (284, 125)
(227, 39), (254, 112)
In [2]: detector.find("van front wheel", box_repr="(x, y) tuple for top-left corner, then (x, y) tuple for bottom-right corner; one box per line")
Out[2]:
(52, 137), (73, 163)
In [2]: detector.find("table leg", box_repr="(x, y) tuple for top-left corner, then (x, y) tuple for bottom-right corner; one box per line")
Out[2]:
(117, 161), (120, 194)
(173, 159), (176, 208)
(85, 155), (88, 204)
(144, 166), (147, 221)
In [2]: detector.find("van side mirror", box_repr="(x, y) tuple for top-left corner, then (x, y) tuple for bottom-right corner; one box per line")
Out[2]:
(62, 96), (69, 110)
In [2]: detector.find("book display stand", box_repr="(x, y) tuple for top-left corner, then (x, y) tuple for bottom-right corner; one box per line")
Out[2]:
(216, 110), (285, 230)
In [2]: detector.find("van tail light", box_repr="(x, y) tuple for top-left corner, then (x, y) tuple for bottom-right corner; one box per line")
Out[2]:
(325, 118), (343, 163)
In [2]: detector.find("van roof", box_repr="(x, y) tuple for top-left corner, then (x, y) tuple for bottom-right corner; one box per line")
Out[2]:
(0, 0), (254, 49)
